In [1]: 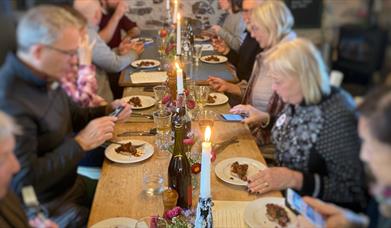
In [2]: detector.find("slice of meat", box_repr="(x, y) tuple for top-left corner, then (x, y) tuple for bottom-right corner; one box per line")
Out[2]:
(265, 203), (291, 227)
(230, 161), (248, 181)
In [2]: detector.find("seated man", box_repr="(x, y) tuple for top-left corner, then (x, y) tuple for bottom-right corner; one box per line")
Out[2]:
(0, 112), (57, 228)
(74, 0), (143, 101)
(98, 0), (141, 99)
(0, 5), (131, 227)
(99, 0), (141, 49)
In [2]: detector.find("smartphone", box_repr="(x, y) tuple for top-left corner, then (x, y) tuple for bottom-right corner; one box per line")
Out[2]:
(286, 188), (325, 227)
(110, 106), (125, 117)
(220, 114), (244, 122)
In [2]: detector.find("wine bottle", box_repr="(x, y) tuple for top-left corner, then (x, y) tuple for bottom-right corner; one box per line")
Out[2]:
(172, 92), (192, 137)
(168, 124), (192, 209)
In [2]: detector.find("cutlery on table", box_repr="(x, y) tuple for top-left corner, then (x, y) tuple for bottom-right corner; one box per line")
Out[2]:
(117, 128), (157, 137)
(130, 112), (153, 119)
(100, 141), (145, 149)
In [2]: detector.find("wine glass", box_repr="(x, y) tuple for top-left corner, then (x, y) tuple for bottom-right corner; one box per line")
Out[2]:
(193, 44), (203, 66)
(194, 85), (210, 111)
(153, 85), (168, 109)
(196, 109), (217, 138)
(153, 110), (172, 158)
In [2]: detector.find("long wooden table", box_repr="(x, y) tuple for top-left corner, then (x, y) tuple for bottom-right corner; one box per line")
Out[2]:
(87, 87), (281, 226)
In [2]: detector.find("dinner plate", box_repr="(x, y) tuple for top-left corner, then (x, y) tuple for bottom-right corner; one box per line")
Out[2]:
(90, 217), (138, 228)
(194, 35), (210, 42)
(105, 139), (154, 164)
(244, 197), (297, 228)
(206, 92), (228, 106)
(122, 95), (156, 110)
(132, 37), (154, 45)
(215, 157), (266, 186)
(131, 59), (160, 69)
(200, 55), (228, 64)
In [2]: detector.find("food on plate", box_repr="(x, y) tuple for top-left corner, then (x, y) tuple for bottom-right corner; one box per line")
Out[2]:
(136, 60), (156, 67)
(195, 35), (207, 40)
(230, 161), (248, 181)
(114, 142), (143, 157)
(128, 96), (142, 107)
(204, 55), (220, 62)
(265, 203), (291, 227)
(207, 95), (217, 104)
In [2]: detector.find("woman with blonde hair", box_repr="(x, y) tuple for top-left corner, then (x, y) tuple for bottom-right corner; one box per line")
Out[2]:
(245, 38), (367, 211)
(209, 0), (296, 146)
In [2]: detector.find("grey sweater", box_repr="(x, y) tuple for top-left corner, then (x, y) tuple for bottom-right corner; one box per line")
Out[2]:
(217, 12), (246, 52)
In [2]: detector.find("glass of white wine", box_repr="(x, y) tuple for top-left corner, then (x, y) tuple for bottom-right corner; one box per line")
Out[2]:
(153, 85), (168, 109)
(194, 85), (210, 111)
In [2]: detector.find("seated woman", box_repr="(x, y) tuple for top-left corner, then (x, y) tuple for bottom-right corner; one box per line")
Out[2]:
(246, 38), (367, 211)
(298, 86), (391, 227)
(208, 0), (296, 113)
(210, 0), (246, 52)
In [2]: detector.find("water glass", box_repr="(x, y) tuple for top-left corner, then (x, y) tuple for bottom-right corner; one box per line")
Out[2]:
(153, 110), (172, 158)
(143, 161), (164, 196)
(193, 44), (203, 66)
(153, 85), (168, 109)
(194, 86), (210, 110)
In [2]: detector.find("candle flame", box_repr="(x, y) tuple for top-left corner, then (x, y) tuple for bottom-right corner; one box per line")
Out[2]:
(175, 62), (181, 70)
(177, 13), (180, 21)
(204, 126), (211, 142)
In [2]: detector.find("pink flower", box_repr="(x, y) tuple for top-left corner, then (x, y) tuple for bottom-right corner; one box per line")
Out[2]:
(183, 138), (195, 145)
(162, 95), (171, 104)
(186, 99), (196, 110)
(164, 206), (182, 220)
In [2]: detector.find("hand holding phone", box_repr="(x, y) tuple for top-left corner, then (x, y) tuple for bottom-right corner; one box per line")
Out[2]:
(286, 188), (325, 227)
(110, 106), (124, 117)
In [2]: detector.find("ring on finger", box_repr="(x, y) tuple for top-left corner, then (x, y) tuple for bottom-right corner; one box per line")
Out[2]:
(264, 182), (269, 188)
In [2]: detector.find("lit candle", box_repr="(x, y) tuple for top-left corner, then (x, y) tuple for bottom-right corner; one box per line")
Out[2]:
(175, 63), (184, 94)
(176, 13), (181, 55)
(200, 126), (212, 198)
(166, 0), (170, 12)
(173, 0), (178, 23)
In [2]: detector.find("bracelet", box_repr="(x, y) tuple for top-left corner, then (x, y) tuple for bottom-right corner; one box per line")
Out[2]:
(260, 114), (270, 128)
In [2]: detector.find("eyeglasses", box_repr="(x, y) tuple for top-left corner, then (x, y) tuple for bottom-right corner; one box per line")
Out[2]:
(42, 44), (78, 57)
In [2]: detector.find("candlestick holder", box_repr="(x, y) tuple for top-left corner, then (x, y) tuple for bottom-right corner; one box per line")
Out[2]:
(195, 197), (213, 228)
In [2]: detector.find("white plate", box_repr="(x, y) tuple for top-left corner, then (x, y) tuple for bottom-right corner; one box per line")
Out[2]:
(200, 55), (227, 64)
(132, 37), (154, 45)
(122, 95), (156, 110)
(215, 157), (266, 186)
(131, 59), (160, 69)
(244, 197), (297, 228)
(105, 139), (154, 164)
(206, 92), (228, 106)
(91, 217), (137, 228)
(194, 35), (210, 42)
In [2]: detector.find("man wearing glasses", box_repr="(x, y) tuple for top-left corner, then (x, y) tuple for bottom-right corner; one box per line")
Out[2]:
(0, 5), (131, 227)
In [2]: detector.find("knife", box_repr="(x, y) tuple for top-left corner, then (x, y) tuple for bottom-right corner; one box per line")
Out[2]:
(117, 128), (157, 137)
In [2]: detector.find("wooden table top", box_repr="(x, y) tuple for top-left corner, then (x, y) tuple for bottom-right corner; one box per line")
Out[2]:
(87, 88), (281, 226)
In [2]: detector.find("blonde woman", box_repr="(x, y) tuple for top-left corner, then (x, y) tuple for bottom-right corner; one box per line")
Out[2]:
(209, 0), (295, 113)
(244, 38), (367, 211)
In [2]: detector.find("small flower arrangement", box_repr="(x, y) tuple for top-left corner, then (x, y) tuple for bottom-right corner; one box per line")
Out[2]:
(151, 207), (194, 228)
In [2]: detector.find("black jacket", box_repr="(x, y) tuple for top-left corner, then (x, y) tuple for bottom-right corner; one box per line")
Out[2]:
(226, 31), (262, 82)
(0, 54), (106, 203)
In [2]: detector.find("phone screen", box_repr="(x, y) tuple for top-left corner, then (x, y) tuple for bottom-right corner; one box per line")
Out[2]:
(110, 106), (124, 117)
(286, 188), (325, 227)
(221, 114), (244, 121)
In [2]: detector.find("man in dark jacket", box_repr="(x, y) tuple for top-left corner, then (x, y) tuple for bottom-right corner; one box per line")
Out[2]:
(0, 5), (131, 227)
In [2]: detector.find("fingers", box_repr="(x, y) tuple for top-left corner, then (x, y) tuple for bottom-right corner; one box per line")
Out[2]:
(230, 104), (247, 114)
(303, 197), (340, 216)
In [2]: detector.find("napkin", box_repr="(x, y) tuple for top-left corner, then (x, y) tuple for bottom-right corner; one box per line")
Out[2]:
(212, 200), (249, 228)
(201, 44), (214, 51)
(130, 71), (168, 84)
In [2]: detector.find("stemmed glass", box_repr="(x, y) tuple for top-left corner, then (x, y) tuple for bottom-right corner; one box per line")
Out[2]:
(194, 85), (210, 111)
(193, 44), (203, 66)
(153, 85), (168, 109)
(153, 110), (172, 158)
